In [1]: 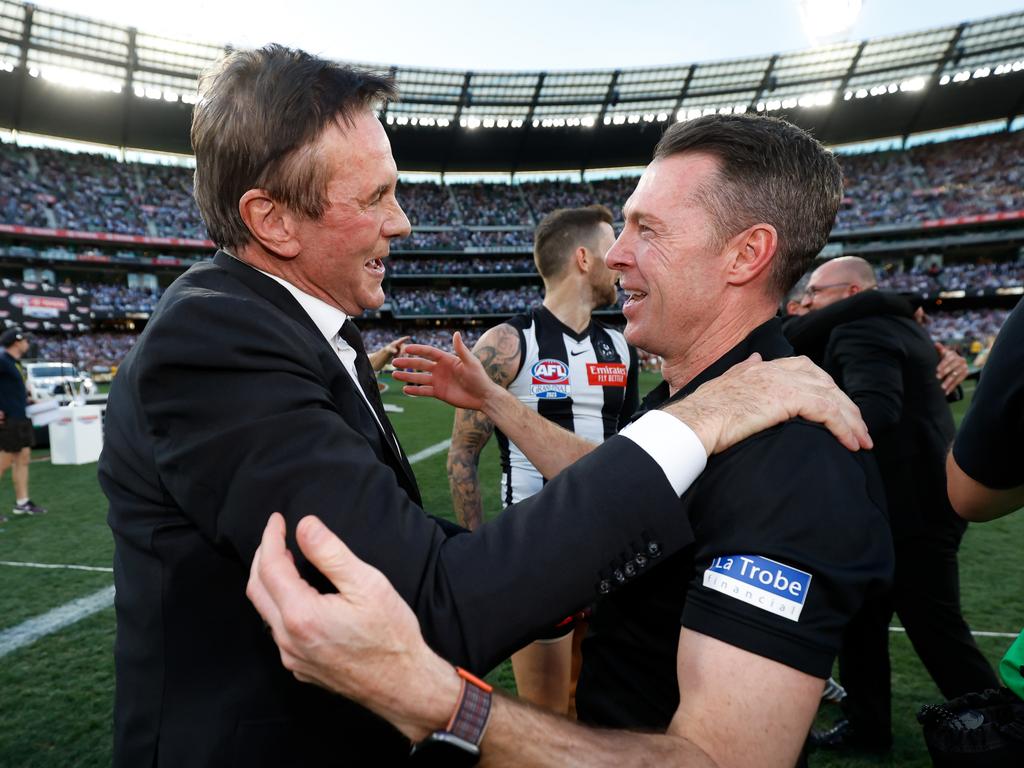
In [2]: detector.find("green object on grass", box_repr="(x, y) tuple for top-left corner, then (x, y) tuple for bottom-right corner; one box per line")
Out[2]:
(999, 629), (1024, 700)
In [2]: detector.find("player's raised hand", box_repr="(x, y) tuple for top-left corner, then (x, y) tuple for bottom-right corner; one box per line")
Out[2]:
(367, 335), (412, 373)
(393, 332), (503, 411)
(663, 354), (872, 455)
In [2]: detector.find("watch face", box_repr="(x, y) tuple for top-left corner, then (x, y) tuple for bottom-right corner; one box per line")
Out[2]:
(409, 732), (481, 767)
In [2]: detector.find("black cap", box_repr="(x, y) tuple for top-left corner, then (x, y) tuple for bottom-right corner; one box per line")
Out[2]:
(0, 328), (25, 347)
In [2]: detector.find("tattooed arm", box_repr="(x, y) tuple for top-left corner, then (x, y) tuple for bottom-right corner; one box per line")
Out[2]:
(447, 324), (521, 530)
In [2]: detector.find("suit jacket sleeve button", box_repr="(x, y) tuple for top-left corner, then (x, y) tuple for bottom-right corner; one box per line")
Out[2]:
(647, 541), (662, 558)
(598, 579), (612, 594)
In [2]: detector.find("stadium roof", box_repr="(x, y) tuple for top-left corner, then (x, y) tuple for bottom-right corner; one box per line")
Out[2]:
(1, 0), (1024, 171)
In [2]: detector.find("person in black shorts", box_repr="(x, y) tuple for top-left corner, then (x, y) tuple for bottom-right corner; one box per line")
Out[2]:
(0, 328), (46, 518)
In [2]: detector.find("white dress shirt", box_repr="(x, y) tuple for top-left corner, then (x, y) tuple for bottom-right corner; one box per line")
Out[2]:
(246, 262), (397, 449)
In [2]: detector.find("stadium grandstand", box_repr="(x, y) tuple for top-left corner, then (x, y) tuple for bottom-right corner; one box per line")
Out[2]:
(0, 1), (1022, 377)
(2, 3), (1024, 767)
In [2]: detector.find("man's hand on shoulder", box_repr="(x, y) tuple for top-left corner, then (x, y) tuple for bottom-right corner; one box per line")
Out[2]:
(664, 354), (872, 455)
(934, 342), (969, 396)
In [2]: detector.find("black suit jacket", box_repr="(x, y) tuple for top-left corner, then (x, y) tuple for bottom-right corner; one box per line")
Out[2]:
(785, 294), (960, 542)
(99, 252), (693, 767)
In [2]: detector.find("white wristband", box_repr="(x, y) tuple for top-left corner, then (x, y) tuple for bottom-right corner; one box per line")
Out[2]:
(619, 410), (708, 497)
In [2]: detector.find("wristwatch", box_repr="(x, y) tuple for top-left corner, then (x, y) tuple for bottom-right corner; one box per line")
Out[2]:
(408, 667), (493, 766)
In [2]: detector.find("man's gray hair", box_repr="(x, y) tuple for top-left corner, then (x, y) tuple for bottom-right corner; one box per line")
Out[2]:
(191, 44), (396, 250)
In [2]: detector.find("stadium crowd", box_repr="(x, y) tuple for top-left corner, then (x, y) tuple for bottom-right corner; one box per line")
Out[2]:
(33, 332), (137, 370)
(389, 285), (546, 315)
(83, 282), (162, 314)
(389, 256), (535, 274)
(877, 257), (1024, 295)
(4, 128), (1024, 242)
(836, 130), (1024, 230)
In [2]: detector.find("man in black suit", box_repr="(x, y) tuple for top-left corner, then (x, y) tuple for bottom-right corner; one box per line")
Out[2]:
(99, 46), (869, 767)
(794, 256), (998, 752)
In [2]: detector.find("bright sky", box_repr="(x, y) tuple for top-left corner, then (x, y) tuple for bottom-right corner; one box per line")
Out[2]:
(36, 0), (1024, 71)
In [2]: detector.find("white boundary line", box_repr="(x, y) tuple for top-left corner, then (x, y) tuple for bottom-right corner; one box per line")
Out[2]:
(0, 585), (115, 659)
(890, 626), (1018, 640)
(0, 438), (453, 657)
(406, 439), (451, 464)
(0, 560), (113, 572)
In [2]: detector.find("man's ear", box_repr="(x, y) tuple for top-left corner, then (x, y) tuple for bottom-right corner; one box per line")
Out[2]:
(238, 189), (301, 259)
(726, 223), (778, 287)
(575, 245), (590, 273)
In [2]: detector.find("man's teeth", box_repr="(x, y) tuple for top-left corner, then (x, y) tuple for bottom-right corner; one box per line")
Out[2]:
(627, 291), (647, 300)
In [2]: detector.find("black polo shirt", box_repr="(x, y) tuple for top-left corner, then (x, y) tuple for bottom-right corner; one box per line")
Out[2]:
(575, 317), (893, 730)
(0, 352), (27, 420)
(954, 301), (1024, 489)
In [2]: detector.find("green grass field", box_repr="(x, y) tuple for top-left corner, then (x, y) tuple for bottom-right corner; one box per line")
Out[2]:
(0, 374), (1020, 767)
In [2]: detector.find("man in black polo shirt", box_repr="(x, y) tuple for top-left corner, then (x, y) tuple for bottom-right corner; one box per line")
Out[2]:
(247, 114), (892, 768)
(0, 328), (46, 520)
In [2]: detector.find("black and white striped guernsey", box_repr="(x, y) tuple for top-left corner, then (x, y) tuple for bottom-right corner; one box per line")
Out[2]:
(496, 306), (639, 506)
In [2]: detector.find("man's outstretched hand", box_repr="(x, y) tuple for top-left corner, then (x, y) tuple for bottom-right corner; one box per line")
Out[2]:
(393, 331), (499, 411)
(664, 354), (873, 455)
(246, 513), (459, 741)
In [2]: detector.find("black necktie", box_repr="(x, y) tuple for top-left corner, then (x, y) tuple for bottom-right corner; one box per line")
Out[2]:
(338, 319), (400, 453)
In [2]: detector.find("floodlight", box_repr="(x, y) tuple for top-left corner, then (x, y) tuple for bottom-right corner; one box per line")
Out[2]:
(798, 0), (862, 44)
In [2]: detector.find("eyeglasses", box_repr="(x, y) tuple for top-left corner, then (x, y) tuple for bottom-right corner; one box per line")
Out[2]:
(803, 282), (851, 299)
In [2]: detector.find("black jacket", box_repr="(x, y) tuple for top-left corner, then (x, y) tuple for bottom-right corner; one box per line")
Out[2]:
(784, 292), (960, 541)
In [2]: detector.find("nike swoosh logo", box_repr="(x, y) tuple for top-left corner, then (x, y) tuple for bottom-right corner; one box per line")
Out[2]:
(570, 350), (587, 356)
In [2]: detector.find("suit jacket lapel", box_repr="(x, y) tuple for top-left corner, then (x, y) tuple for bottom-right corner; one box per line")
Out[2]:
(213, 251), (421, 504)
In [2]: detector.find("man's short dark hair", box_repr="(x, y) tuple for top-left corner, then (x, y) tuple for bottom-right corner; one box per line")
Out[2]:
(533, 204), (614, 281)
(653, 114), (842, 299)
(191, 44), (397, 250)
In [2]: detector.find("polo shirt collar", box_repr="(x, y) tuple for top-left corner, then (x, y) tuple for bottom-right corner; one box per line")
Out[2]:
(641, 317), (793, 412)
